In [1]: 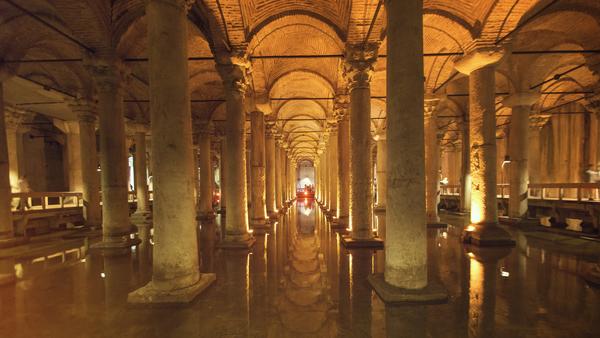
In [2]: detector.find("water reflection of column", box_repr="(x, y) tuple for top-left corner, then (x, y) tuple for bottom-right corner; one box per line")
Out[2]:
(250, 235), (267, 333)
(224, 250), (250, 334)
(350, 250), (373, 333)
(385, 306), (426, 338)
(199, 219), (216, 273)
(103, 254), (132, 308)
(466, 247), (511, 338)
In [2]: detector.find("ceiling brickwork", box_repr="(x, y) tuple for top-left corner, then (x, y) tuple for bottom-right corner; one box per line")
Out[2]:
(1, 0), (599, 161)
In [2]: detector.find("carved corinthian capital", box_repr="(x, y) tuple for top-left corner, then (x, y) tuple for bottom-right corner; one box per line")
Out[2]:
(343, 43), (379, 91)
(216, 50), (251, 96)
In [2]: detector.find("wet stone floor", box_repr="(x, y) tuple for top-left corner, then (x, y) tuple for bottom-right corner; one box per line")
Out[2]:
(1, 199), (600, 337)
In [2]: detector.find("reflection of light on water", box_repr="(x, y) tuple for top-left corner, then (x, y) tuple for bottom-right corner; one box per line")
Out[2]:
(468, 257), (484, 336)
(14, 263), (23, 279)
(442, 231), (448, 239)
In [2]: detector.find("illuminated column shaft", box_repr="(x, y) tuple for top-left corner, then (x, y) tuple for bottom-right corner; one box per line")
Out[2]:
(129, 0), (214, 303)
(76, 108), (102, 227)
(275, 143), (283, 209)
(218, 61), (252, 243)
(328, 125), (338, 214)
(265, 126), (276, 216)
(198, 125), (214, 219)
(133, 130), (150, 215)
(460, 119), (471, 212)
(220, 137), (226, 211)
(375, 135), (386, 209)
(250, 111), (267, 224)
(455, 47), (513, 245)
(425, 104), (441, 224)
(337, 113), (351, 223)
(385, 0), (427, 288)
(505, 93), (539, 219)
(0, 82), (14, 241)
(345, 46), (376, 239)
(90, 61), (131, 246)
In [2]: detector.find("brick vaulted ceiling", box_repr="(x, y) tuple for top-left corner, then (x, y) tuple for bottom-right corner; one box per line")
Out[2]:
(1, 0), (600, 162)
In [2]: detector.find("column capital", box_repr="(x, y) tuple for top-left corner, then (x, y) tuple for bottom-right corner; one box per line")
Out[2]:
(584, 89), (600, 114)
(454, 45), (505, 75)
(67, 98), (98, 123)
(126, 120), (150, 135)
(502, 92), (540, 108)
(196, 122), (214, 136)
(343, 43), (379, 91)
(333, 94), (349, 120)
(4, 106), (30, 130)
(84, 57), (129, 94)
(216, 50), (251, 96)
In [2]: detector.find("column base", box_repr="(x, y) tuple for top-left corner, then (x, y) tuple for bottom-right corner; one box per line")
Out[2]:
(128, 273), (216, 304)
(217, 235), (256, 249)
(368, 274), (448, 305)
(0, 236), (28, 249)
(462, 223), (516, 247)
(340, 235), (384, 249)
(217, 208), (226, 215)
(196, 211), (216, 221)
(250, 218), (271, 234)
(90, 236), (141, 254)
(131, 211), (152, 228)
(374, 205), (386, 213)
(427, 222), (448, 229)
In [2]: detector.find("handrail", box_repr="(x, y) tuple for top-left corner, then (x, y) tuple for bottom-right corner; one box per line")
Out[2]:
(11, 191), (83, 212)
(440, 183), (600, 202)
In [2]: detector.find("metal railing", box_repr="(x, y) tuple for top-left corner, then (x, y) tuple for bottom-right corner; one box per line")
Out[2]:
(11, 192), (83, 212)
(440, 183), (600, 202)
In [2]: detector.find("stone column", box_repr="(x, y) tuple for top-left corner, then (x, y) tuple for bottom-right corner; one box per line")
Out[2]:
(87, 60), (132, 249)
(504, 92), (539, 219)
(368, 0), (446, 304)
(4, 110), (24, 190)
(217, 55), (254, 248)
(337, 110), (351, 225)
(219, 135), (226, 213)
(265, 123), (277, 218)
(130, 124), (151, 228)
(424, 101), (444, 227)
(250, 111), (268, 230)
(69, 100), (102, 228)
(129, 0), (215, 303)
(275, 142), (283, 210)
(197, 124), (215, 220)
(327, 122), (338, 216)
(342, 45), (380, 246)
(374, 133), (386, 211)
(460, 117), (471, 213)
(455, 47), (514, 246)
(0, 81), (23, 247)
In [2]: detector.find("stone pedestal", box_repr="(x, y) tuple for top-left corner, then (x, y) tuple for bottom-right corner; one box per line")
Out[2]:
(373, 0), (447, 303)
(128, 0), (215, 303)
(455, 48), (514, 247)
(216, 55), (254, 249)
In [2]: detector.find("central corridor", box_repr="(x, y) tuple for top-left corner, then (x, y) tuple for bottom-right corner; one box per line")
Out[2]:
(0, 201), (598, 337)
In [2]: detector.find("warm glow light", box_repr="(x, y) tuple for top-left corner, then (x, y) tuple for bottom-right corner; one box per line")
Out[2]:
(100, 272), (106, 278)
(500, 267), (510, 278)
(471, 199), (483, 224)
(466, 225), (476, 232)
(442, 231), (448, 239)
(14, 263), (23, 279)
(440, 177), (449, 185)
(467, 252), (475, 258)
